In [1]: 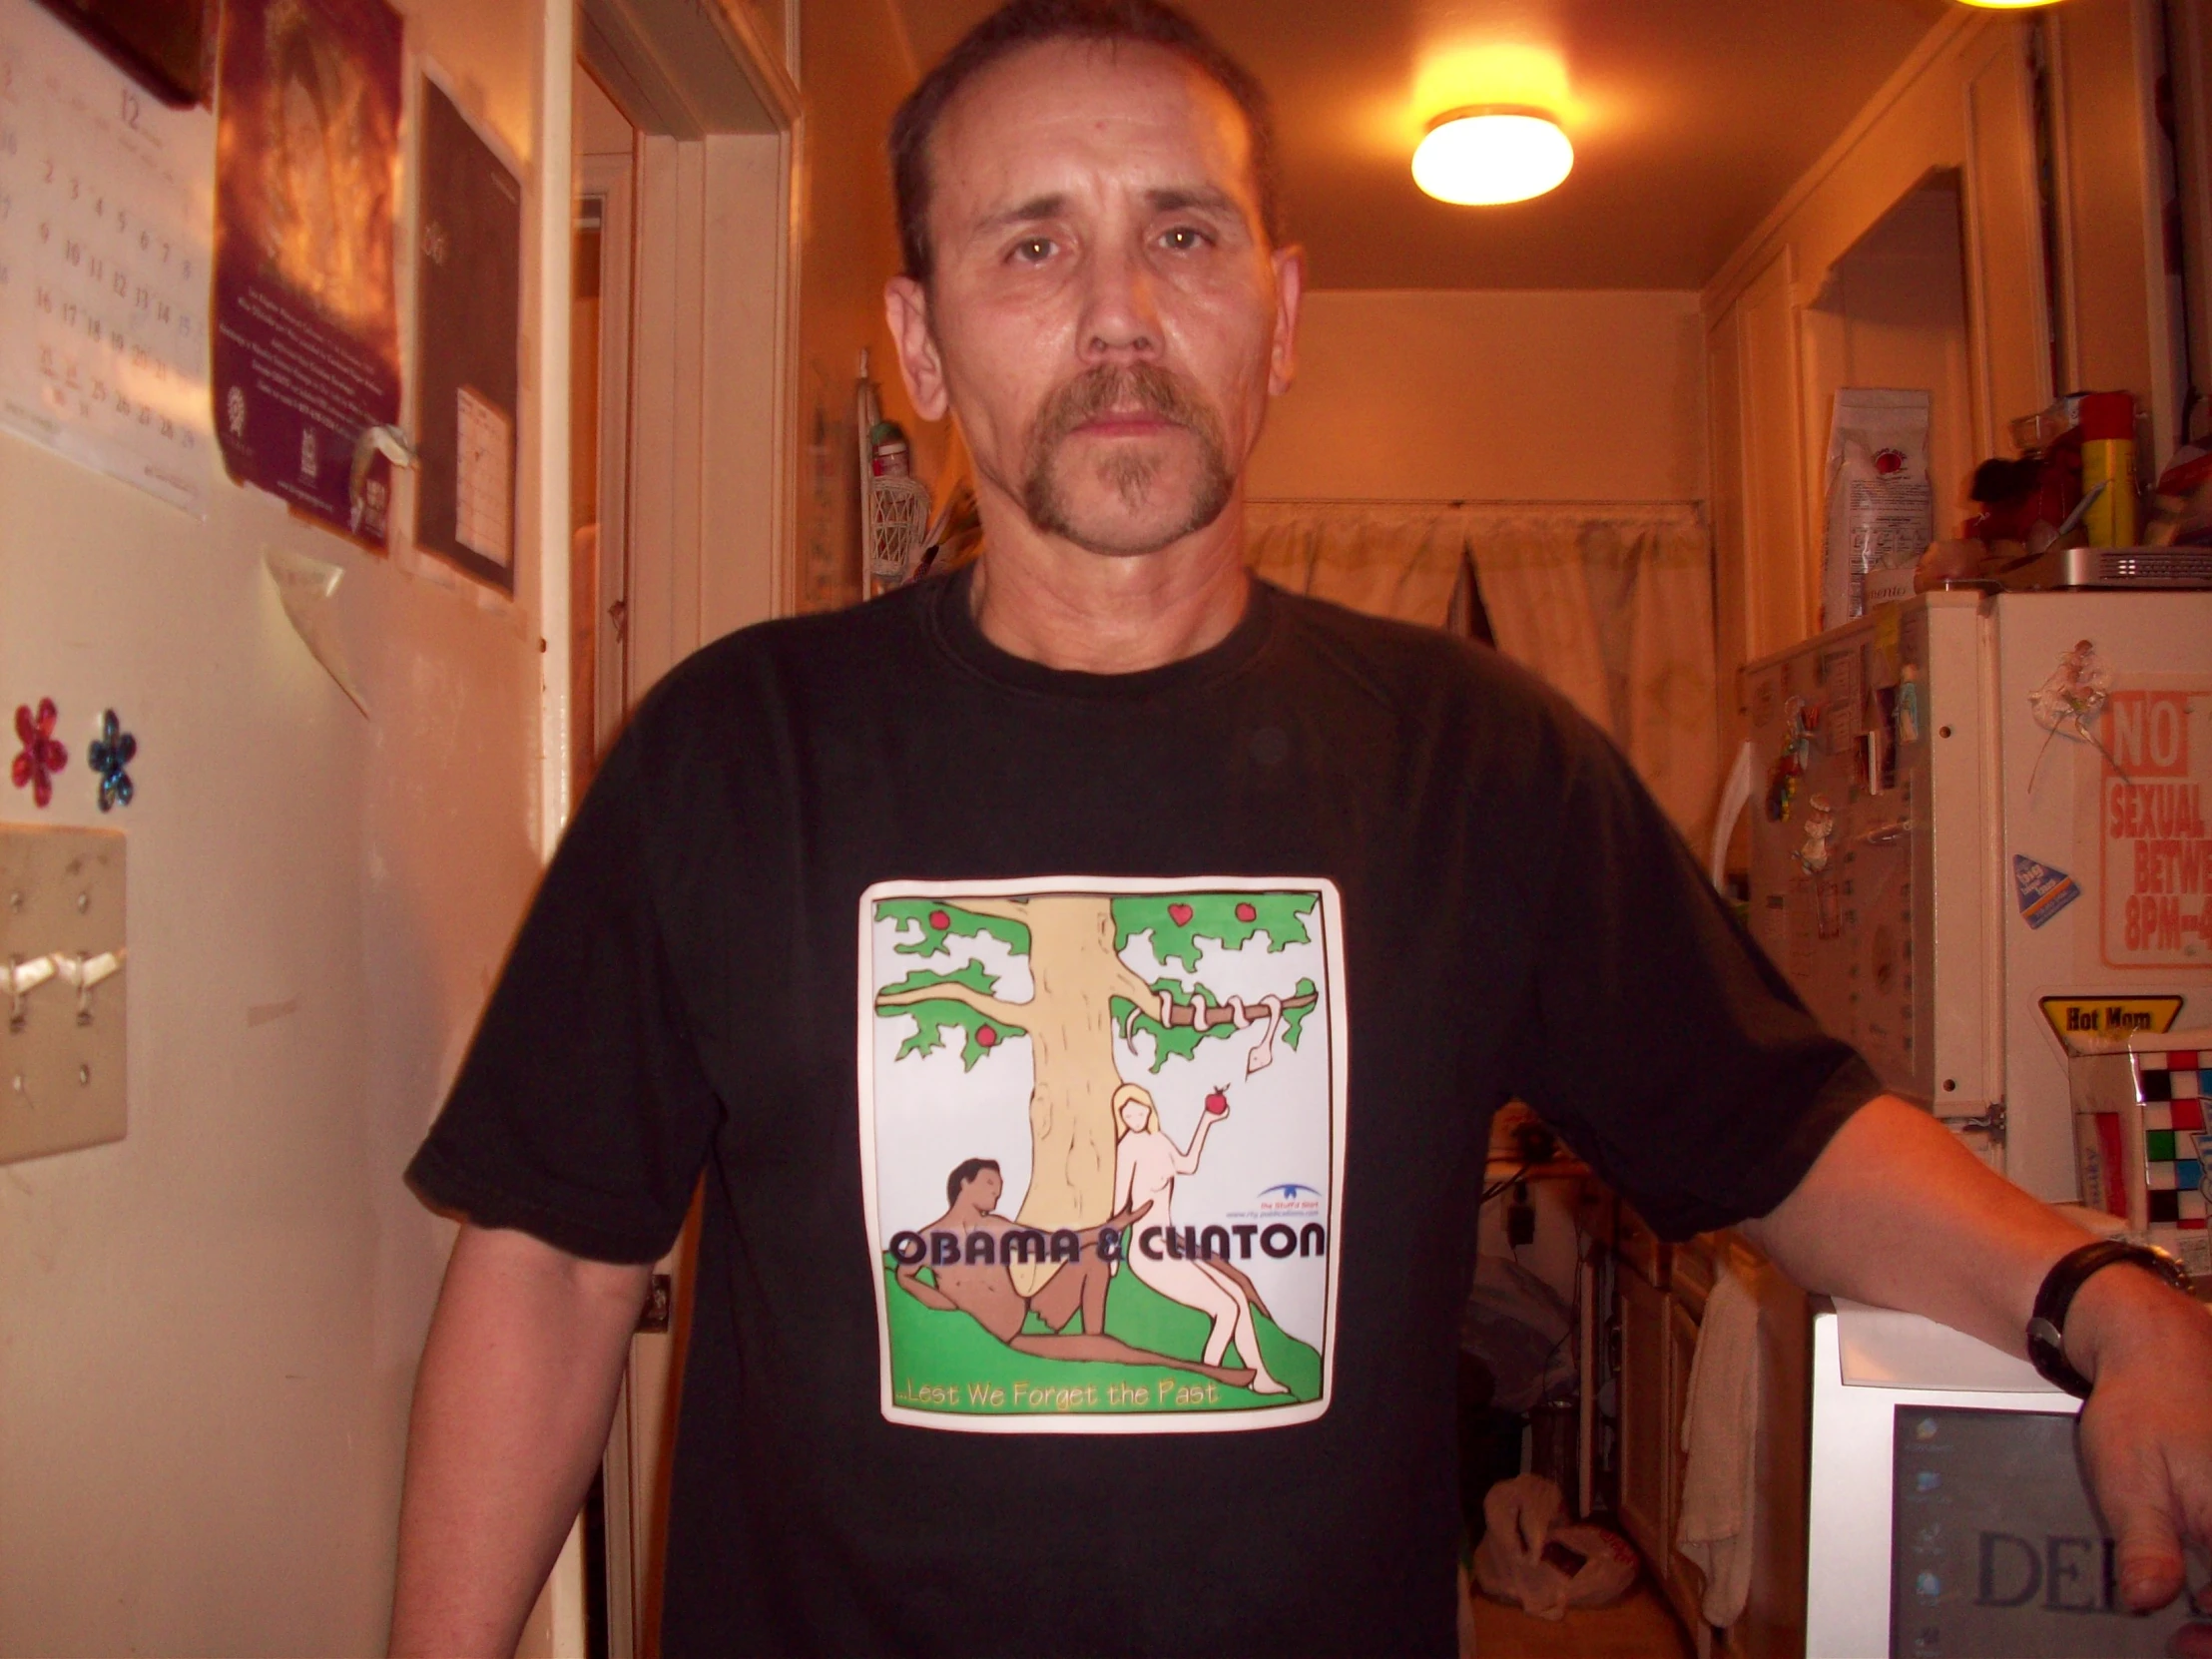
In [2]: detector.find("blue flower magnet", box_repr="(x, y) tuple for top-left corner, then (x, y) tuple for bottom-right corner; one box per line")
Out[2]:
(87, 709), (136, 811)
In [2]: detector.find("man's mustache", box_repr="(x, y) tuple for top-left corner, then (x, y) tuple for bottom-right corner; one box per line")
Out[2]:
(1029, 363), (1222, 451)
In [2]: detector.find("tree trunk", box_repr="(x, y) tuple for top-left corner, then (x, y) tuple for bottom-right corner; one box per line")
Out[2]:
(1006, 896), (1138, 1295)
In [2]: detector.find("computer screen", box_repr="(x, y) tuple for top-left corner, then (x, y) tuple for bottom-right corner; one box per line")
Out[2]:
(1891, 1405), (2201, 1657)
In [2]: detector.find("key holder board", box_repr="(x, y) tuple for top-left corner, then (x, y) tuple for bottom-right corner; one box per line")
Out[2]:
(1, 823), (126, 1164)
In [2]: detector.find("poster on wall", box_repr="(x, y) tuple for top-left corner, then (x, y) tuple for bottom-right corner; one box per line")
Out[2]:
(0, 0), (215, 514)
(2090, 684), (2212, 967)
(412, 74), (519, 592)
(211, 0), (402, 546)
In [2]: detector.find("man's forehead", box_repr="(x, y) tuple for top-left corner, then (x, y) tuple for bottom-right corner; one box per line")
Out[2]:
(930, 37), (1259, 219)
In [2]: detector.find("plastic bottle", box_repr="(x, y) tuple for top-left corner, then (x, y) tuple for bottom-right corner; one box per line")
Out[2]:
(2078, 391), (2138, 547)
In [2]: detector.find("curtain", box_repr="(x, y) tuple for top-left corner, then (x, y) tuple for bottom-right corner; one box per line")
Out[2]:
(1246, 501), (1721, 846)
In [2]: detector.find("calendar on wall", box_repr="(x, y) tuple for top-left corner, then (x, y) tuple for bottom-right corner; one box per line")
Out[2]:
(0, 0), (215, 516)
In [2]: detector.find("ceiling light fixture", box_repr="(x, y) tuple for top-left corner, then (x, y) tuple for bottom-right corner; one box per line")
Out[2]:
(1411, 106), (1573, 206)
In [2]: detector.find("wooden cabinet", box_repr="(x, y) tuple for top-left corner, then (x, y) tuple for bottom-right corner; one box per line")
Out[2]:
(1958, 21), (2055, 458)
(1612, 1228), (1815, 1657)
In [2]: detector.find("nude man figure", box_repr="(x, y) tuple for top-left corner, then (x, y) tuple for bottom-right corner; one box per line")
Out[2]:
(894, 1158), (1255, 1387)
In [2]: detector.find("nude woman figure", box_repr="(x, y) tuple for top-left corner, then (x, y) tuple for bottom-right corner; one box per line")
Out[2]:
(1110, 1081), (1288, 1394)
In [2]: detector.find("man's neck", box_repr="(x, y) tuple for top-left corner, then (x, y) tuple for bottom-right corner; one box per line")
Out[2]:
(965, 495), (1252, 674)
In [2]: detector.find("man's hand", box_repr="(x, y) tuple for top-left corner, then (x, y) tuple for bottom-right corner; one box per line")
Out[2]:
(1743, 1096), (2212, 1640)
(390, 1224), (648, 1658)
(2069, 1264), (2212, 1643)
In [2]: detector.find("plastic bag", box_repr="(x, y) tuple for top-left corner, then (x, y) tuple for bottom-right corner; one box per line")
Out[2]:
(1459, 1254), (1575, 1413)
(1822, 388), (1933, 628)
(1469, 1475), (1640, 1620)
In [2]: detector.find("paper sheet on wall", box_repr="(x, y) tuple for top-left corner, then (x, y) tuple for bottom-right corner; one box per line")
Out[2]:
(0, 0), (215, 515)
(454, 384), (512, 566)
(264, 545), (369, 717)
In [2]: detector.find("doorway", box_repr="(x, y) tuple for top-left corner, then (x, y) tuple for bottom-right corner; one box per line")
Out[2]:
(566, 3), (799, 1652)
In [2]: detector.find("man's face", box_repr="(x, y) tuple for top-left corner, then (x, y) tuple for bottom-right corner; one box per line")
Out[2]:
(888, 39), (1300, 558)
(963, 1167), (1004, 1213)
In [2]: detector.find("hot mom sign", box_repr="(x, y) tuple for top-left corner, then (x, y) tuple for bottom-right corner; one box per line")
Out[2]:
(2099, 687), (2212, 965)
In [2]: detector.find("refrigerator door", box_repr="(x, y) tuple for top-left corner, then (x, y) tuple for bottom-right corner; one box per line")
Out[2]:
(1745, 595), (1992, 1119)
(1992, 593), (2212, 1203)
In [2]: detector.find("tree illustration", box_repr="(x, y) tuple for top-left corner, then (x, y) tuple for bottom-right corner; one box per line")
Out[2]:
(873, 892), (1320, 1294)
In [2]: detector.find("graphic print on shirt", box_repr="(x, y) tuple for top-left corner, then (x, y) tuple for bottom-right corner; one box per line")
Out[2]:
(857, 877), (1348, 1433)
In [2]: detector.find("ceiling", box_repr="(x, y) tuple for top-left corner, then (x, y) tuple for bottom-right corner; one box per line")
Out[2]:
(889, 0), (1951, 289)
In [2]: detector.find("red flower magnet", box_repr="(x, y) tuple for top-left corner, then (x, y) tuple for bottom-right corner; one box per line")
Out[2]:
(11, 699), (68, 809)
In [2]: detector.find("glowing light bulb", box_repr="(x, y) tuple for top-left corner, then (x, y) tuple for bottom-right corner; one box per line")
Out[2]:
(1411, 107), (1573, 206)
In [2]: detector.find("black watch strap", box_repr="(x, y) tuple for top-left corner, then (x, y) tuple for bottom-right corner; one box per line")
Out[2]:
(2024, 1239), (2192, 1397)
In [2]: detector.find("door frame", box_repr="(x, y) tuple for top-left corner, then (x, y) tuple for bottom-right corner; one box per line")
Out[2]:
(566, 4), (801, 1655)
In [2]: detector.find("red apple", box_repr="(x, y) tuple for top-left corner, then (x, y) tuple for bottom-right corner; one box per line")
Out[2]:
(976, 1024), (998, 1049)
(1168, 902), (1194, 926)
(928, 908), (950, 931)
(1204, 1087), (1229, 1116)
(1235, 901), (1257, 923)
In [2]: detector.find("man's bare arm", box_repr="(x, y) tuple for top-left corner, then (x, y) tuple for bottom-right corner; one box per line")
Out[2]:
(896, 1256), (960, 1312)
(1743, 1095), (2212, 1621)
(390, 1224), (649, 1658)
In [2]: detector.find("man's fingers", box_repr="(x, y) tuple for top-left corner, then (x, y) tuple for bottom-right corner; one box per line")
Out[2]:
(2168, 1616), (2212, 1659)
(2082, 1409), (2192, 1613)
(2115, 1501), (2188, 1612)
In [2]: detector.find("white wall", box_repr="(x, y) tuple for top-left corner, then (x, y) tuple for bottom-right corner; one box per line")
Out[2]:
(1246, 288), (1708, 504)
(0, 1), (562, 1652)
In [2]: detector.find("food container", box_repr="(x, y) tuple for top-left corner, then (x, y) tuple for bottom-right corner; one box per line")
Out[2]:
(2069, 1028), (2211, 1276)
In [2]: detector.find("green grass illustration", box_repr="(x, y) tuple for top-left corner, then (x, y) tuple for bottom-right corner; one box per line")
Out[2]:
(882, 1262), (1324, 1415)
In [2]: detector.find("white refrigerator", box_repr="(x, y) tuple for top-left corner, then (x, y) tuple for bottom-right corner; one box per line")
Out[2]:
(1737, 590), (2212, 1204)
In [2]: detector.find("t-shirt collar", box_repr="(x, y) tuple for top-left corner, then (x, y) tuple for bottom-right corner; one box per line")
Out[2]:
(925, 559), (1276, 703)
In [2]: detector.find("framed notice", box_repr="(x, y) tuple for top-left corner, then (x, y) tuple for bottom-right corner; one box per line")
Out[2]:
(412, 74), (518, 592)
(211, 0), (402, 546)
(0, 0), (214, 513)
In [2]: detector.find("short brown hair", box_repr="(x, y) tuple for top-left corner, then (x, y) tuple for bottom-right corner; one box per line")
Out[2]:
(888, 0), (1282, 284)
(947, 1157), (1001, 1206)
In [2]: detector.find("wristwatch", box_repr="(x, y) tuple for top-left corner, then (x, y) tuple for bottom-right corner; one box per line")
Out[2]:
(2024, 1239), (2192, 1398)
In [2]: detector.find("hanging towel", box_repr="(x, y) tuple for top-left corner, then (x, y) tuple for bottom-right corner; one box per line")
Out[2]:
(1675, 1265), (1763, 1630)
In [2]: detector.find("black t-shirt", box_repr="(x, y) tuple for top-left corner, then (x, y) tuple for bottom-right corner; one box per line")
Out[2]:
(408, 568), (1875, 1658)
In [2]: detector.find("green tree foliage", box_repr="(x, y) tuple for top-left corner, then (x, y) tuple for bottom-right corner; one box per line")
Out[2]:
(878, 898), (1030, 958)
(1112, 891), (1316, 970)
(873, 891), (1319, 1073)
(876, 961), (1026, 1070)
(1110, 974), (1320, 1073)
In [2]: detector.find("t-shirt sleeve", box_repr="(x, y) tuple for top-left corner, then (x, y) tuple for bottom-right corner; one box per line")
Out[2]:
(1506, 717), (1883, 1242)
(406, 728), (722, 1264)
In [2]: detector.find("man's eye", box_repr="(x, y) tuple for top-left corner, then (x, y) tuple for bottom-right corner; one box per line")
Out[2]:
(1160, 226), (1209, 252)
(1010, 237), (1055, 264)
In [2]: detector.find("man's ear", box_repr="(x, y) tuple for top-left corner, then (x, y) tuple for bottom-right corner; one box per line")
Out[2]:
(1267, 243), (1306, 398)
(885, 276), (950, 421)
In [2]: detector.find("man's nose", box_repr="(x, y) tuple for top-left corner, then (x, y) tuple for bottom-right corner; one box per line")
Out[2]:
(1077, 242), (1162, 364)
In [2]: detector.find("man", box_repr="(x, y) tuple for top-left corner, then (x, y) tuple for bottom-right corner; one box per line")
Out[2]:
(890, 1158), (1253, 1384)
(391, 2), (2212, 1654)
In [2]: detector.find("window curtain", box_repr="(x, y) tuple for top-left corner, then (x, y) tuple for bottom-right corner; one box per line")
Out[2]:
(1246, 501), (1721, 847)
